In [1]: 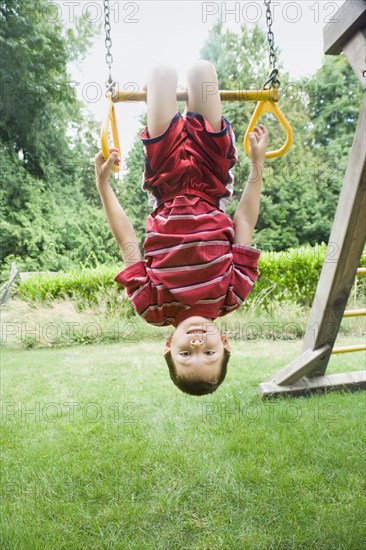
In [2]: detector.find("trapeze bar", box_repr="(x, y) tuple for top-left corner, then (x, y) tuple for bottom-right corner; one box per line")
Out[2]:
(356, 268), (366, 276)
(332, 344), (366, 354)
(113, 88), (280, 103)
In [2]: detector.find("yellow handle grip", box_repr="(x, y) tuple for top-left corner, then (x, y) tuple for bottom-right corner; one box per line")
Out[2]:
(100, 92), (121, 173)
(244, 100), (293, 159)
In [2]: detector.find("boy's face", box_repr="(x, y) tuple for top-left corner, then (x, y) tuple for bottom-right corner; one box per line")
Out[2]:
(164, 316), (230, 384)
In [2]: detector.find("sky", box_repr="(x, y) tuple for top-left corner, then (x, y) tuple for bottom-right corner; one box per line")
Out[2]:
(56, 0), (346, 155)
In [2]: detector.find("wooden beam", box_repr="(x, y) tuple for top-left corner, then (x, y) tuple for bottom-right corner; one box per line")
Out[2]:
(263, 345), (331, 386)
(300, 96), (366, 377)
(324, 0), (366, 55)
(343, 30), (366, 88)
(259, 371), (366, 398)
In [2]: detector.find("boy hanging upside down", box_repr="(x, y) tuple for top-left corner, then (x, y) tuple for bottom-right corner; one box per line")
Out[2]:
(95, 60), (269, 396)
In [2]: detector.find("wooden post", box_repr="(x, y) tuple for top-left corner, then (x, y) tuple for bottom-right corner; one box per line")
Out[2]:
(301, 96), (366, 376)
(0, 262), (20, 305)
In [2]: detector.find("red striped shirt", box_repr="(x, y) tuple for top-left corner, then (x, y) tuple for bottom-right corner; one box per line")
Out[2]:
(114, 195), (261, 327)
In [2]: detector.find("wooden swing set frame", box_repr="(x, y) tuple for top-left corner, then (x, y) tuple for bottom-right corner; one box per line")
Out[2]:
(259, 0), (366, 397)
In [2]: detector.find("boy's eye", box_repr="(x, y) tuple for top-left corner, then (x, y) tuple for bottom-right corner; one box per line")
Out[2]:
(179, 351), (216, 357)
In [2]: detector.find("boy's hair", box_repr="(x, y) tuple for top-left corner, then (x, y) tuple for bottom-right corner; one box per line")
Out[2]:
(164, 348), (231, 396)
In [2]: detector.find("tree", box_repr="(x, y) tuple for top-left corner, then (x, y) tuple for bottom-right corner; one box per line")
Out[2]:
(0, 0), (94, 176)
(0, 0), (121, 278)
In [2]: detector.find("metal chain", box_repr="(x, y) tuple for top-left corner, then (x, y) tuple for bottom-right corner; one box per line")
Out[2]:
(103, 0), (114, 89)
(264, 0), (276, 70)
(263, 0), (280, 87)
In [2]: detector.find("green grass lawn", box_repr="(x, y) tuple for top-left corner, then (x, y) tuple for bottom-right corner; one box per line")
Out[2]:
(1, 339), (365, 549)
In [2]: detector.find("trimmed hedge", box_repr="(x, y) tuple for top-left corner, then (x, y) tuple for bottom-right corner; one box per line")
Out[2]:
(15, 244), (366, 310)
(254, 244), (326, 309)
(15, 266), (135, 317)
(17, 266), (117, 303)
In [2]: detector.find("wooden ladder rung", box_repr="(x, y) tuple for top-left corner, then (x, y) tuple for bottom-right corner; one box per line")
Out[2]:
(332, 344), (366, 354)
(343, 308), (366, 317)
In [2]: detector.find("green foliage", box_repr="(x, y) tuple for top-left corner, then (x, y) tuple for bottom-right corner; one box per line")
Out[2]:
(0, 146), (121, 279)
(0, 0), (94, 176)
(305, 55), (363, 147)
(0, 0), (121, 280)
(257, 244), (326, 308)
(16, 264), (133, 316)
(17, 266), (112, 302)
(120, 115), (151, 251)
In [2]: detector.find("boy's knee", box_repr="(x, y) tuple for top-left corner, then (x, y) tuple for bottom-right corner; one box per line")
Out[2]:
(148, 64), (178, 84)
(188, 59), (217, 79)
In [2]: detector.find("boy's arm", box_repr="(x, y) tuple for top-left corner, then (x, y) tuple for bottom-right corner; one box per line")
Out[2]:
(95, 150), (142, 268)
(233, 125), (269, 246)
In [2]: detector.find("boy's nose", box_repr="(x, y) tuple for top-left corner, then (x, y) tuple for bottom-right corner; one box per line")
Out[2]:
(190, 338), (204, 346)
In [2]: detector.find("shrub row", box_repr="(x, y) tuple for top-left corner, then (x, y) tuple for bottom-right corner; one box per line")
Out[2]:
(14, 244), (366, 311)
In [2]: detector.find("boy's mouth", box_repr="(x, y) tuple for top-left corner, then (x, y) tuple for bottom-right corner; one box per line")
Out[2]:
(186, 329), (206, 335)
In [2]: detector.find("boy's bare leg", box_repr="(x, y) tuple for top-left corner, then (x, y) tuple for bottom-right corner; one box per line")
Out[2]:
(185, 60), (222, 132)
(146, 65), (178, 138)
